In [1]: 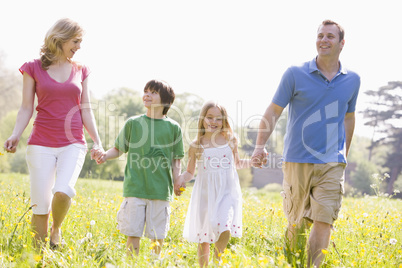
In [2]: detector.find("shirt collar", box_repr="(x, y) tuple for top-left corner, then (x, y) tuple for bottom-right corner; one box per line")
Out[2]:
(309, 57), (347, 74)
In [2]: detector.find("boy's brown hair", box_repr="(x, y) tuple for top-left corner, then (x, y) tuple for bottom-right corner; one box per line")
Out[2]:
(144, 80), (175, 115)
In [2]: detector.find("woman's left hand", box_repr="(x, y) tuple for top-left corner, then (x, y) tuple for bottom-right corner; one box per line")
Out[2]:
(90, 146), (104, 161)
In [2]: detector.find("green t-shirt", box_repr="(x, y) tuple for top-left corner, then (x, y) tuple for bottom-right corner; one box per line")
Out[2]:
(115, 114), (184, 201)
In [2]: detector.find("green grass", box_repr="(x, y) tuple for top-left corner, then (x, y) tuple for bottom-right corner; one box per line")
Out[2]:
(0, 173), (401, 267)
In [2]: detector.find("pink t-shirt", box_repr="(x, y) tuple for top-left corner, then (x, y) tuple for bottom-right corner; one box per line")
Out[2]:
(20, 59), (90, 147)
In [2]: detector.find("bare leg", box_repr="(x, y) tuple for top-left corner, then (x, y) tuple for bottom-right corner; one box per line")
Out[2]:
(50, 192), (71, 245)
(307, 221), (331, 268)
(198, 242), (210, 267)
(285, 219), (311, 251)
(214, 231), (230, 262)
(151, 239), (164, 255)
(127, 236), (141, 256)
(31, 213), (50, 248)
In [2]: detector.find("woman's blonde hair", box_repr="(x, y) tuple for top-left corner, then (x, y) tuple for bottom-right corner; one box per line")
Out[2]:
(194, 101), (234, 153)
(40, 18), (84, 69)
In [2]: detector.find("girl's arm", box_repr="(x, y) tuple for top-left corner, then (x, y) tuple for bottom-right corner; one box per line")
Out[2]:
(231, 137), (252, 169)
(181, 144), (197, 182)
(80, 77), (103, 154)
(174, 144), (197, 195)
(4, 73), (35, 153)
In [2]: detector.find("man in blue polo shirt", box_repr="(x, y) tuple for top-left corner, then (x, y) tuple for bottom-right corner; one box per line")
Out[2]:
(252, 20), (360, 267)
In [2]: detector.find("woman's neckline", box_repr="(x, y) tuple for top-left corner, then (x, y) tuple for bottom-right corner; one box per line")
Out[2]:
(45, 62), (74, 84)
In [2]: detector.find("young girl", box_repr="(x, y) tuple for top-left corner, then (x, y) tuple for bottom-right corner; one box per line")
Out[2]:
(176, 101), (251, 267)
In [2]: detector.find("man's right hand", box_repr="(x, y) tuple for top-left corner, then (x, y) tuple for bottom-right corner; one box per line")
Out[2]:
(251, 148), (268, 168)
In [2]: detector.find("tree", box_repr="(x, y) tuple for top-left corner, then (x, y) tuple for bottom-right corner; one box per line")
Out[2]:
(363, 81), (402, 194)
(349, 160), (378, 195)
(0, 52), (22, 120)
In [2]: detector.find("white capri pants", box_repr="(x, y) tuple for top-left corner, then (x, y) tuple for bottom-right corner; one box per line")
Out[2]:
(26, 144), (87, 215)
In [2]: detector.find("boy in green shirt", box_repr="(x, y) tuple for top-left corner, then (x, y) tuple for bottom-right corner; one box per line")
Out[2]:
(94, 80), (184, 256)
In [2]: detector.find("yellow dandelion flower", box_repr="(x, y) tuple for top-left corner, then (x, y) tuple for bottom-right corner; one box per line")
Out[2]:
(34, 255), (42, 262)
(180, 187), (185, 192)
(321, 249), (328, 255)
(0, 152), (4, 156)
(1, 216), (5, 220)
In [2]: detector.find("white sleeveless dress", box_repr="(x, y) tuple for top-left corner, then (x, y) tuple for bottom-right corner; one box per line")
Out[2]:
(183, 144), (242, 243)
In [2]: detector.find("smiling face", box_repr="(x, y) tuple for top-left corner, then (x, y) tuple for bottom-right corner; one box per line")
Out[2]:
(316, 24), (344, 58)
(61, 35), (82, 59)
(203, 106), (224, 133)
(143, 88), (162, 108)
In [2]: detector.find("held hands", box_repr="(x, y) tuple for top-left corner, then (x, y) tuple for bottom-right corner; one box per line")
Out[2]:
(251, 148), (268, 168)
(174, 175), (186, 197)
(3, 135), (20, 153)
(90, 145), (106, 164)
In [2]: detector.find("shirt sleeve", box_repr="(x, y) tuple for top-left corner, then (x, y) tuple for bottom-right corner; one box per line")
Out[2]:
(346, 74), (361, 113)
(272, 67), (295, 108)
(114, 119), (132, 153)
(81, 65), (91, 81)
(19, 60), (35, 78)
(173, 126), (184, 159)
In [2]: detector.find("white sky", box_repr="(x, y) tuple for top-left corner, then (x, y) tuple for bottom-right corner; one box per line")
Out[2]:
(1, 0), (401, 138)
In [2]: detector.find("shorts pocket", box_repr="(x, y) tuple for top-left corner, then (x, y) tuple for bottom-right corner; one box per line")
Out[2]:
(332, 183), (344, 221)
(281, 184), (293, 217)
(116, 200), (128, 230)
(165, 206), (171, 233)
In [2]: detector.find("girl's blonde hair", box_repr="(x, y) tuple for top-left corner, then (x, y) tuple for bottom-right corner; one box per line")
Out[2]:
(194, 101), (234, 153)
(40, 18), (84, 69)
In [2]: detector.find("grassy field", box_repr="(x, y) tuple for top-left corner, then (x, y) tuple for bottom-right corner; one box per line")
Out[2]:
(0, 173), (401, 267)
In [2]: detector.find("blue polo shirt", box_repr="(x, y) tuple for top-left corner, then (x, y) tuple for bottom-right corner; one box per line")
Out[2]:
(272, 58), (360, 164)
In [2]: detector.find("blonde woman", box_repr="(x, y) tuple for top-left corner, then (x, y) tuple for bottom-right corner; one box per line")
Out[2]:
(3, 18), (103, 249)
(177, 101), (251, 267)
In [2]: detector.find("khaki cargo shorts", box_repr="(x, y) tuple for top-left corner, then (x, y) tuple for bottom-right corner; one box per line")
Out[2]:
(117, 197), (171, 239)
(281, 162), (346, 225)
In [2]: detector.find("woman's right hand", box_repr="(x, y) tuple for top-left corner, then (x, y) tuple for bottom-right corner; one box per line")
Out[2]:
(4, 135), (20, 153)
